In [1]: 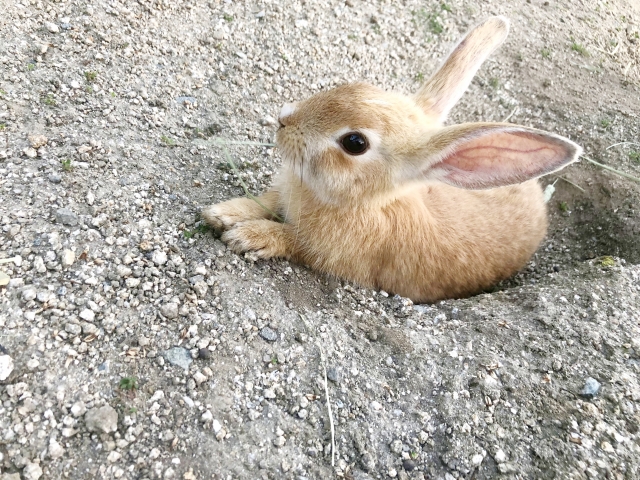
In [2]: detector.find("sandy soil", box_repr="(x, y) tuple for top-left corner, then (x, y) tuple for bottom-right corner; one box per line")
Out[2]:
(1, 1), (639, 479)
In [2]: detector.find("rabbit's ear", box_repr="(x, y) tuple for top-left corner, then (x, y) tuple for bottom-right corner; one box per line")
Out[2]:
(416, 16), (509, 122)
(413, 123), (581, 189)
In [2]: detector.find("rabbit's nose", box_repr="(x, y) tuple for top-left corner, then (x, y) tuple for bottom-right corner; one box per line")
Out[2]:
(278, 102), (297, 126)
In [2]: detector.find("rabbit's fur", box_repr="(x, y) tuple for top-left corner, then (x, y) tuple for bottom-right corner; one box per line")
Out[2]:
(203, 17), (581, 303)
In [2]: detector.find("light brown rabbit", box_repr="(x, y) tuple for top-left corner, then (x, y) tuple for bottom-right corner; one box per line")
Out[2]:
(203, 16), (581, 303)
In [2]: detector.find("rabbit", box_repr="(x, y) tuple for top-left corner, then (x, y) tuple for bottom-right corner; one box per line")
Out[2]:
(202, 16), (581, 303)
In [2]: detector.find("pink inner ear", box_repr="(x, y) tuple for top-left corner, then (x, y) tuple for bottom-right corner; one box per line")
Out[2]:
(434, 130), (577, 189)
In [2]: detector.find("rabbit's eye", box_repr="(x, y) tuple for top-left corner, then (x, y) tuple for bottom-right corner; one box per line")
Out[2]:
(340, 132), (369, 155)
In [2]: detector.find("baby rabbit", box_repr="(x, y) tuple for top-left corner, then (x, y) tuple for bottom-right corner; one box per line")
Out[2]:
(203, 16), (581, 303)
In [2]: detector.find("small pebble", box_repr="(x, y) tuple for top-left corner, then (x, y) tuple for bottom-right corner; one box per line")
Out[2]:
(259, 326), (278, 342)
(164, 347), (192, 370)
(201, 410), (213, 422)
(45, 21), (59, 33)
(193, 371), (207, 385)
(327, 366), (342, 383)
(160, 302), (179, 319)
(28, 134), (48, 148)
(71, 401), (87, 417)
(49, 438), (65, 459)
(61, 249), (75, 267)
(151, 250), (168, 265)
(85, 405), (118, 433)
(23, 462), (43, 480)
(23, 147), (38, 158)
(402, 459), (416, 471)
(79, 309), (95, 321)
(0, 354), (14, 381)
(56, 208), (79, 226)
(22, 288), (37, 302)
(581, 377), (601, 398)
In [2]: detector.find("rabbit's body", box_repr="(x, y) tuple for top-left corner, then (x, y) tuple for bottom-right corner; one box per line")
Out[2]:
(271, 175), (546, 302)
(204, 17), (581, 302)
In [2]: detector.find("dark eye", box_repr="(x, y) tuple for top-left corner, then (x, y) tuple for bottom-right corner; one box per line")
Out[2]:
(340, 132), (369, 155)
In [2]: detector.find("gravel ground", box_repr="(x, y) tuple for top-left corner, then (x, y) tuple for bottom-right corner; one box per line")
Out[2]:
(1, 1), (640, 479)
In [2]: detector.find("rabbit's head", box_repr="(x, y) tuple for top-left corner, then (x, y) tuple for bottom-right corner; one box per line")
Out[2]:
(276, 16), (581, 205)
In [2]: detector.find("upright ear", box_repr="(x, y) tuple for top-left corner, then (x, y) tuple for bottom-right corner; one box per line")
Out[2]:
(415, 16), (509, 122)
(410, 123), (582, 189)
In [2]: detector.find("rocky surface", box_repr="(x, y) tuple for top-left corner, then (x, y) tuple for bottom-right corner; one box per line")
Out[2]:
(1, 0), (639, 479)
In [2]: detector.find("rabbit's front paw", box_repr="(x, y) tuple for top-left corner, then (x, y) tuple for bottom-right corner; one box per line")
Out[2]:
(203, 193), (280, 231)
(202, 200), (252, 230)
(221, 220), (292, 259)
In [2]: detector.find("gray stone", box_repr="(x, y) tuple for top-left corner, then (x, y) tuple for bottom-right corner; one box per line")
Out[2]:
(160, 302), (179, 319)
(56, 208), (78, 226)
(193, 281), (208, 297)
(22, 287), (37, 302)
(81, 322), (98, 335)
(65, 323), (82, 335)
(259, 326), (278, 342)
(402, 459), (416, 472)
(581, 377), (601, 398)
(36, 290), (53, 303)
(327, 366), (342, 383)
(176, 96), (197, 105)
(85, 405), (118, 433)
(164, 347), (192, 370)
(1, 472), (21, 480)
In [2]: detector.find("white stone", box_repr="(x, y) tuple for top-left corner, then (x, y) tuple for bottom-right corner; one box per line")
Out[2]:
(71, 401), (86, 417)
(151, 250), (168, 265)
(0, 355), (14, 381)
(23, 463), (43, 480)
(79, 309), (95, 321)
(61, 249), (75, 267)
(193, 371), (207, 385)
(160, 302), (179, 319)
(45, 21), (59, 33)
(23, 147), (38, 158)
(494, 449), (507, 463)
(49, 438), (65, 459)
(212, 419), (222, 433)
(107, 451), (121, 462)
(85, 405), (118, 433)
